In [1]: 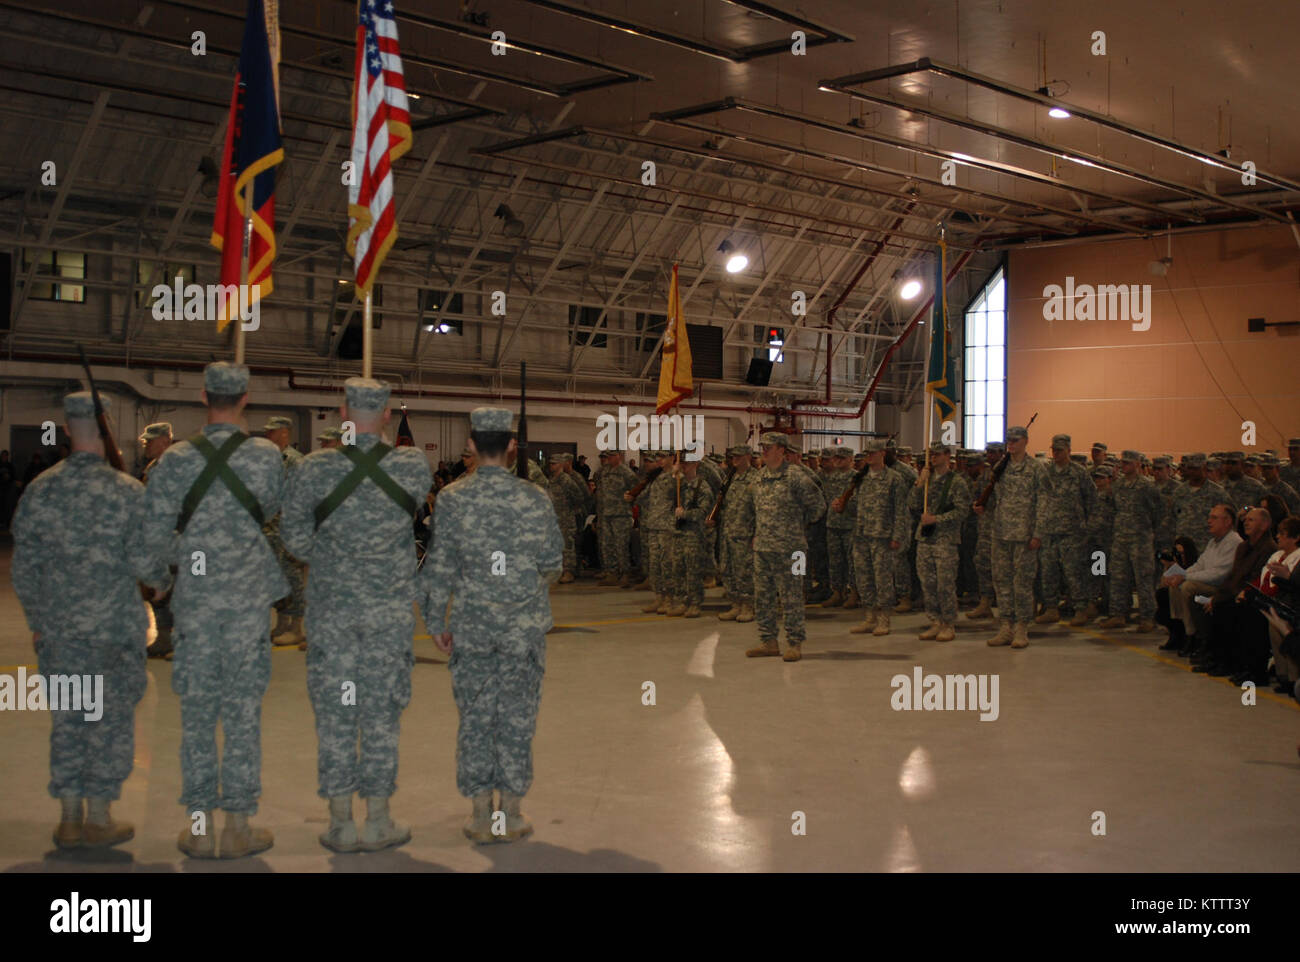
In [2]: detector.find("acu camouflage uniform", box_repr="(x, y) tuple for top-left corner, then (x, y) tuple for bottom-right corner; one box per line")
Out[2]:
(821, 462), (857, 596)
(1222, 473), (1266, 514)
(669, 472), (711, 607)
(909, 466), (971, 625)
(890, 457), (920, 603)
(264, 424), (306, 618)
(547, 463), (587, 576)
(719, 466), (756, 607)
(1037, 459), (1098, 613)
(990, 455), (1047, 624)
(853, 466), (910, 609)
(1087, 478), (1116, 608)
(636, 466), (676, 598)
(1108, 467), (1162, 621)
(592, 459), (637, 576)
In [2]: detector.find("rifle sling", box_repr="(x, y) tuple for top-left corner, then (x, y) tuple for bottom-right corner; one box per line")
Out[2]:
(177, 432), (264, 533)
(314, 443), (417, 530)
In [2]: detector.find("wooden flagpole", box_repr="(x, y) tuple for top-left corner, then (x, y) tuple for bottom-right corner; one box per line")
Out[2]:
(362, 292), (373, 377)
(235, 209), (253, 363)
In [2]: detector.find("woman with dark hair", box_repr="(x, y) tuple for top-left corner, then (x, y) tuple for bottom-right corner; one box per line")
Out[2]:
(1254, 516), (1300, 693)
(1260, 494), (1290, 530)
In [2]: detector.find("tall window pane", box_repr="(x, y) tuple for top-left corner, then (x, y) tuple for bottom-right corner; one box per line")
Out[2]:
(963, 267), (1006, 449)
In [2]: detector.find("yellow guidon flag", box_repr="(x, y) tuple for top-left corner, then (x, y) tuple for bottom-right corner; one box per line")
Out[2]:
(656, 263), (693, 414)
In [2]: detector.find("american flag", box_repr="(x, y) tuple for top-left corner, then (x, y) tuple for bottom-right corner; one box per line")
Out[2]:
(347, 0), (411, 296)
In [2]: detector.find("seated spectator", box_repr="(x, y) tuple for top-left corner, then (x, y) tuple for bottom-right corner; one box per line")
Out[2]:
(1156, 536), (1200, 651)
(1254, 517), (1300, 693)
(1192, 508), (1277, 682)
(1260, 493), (1290, 530)
(1165, 504), (1242, 655)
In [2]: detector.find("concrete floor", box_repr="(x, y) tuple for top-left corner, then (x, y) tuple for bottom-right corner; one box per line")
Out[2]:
(2, 545), (1297, 873)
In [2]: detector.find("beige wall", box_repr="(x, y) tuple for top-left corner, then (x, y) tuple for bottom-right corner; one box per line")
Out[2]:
(1006, 224), (1299, 455)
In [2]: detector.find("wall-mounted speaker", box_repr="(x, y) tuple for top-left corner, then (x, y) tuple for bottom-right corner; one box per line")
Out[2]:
(745, 358), (773, 386)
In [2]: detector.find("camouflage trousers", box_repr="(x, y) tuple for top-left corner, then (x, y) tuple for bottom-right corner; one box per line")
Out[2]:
(448, 637), (545, 798)
(1088, 539), (1110, 605)
(958, 520), (978, 596)
(1108, 533), (1157, 620)
(670, 530), (704, 606)
(36, 637), (145, 801)
(992, 539), (1038, 624)
(306, 608), (413, 799)
(809, 519), (829, 588)
(598, 516), (634, 575)
(895, 533), (918, 601)
(698, 526), (717, 577)
(172, 607), (272, 814)
(266, 516), (306, 616)
(555, 512), (577, 574)
(753, 549), (806, 644)
(975, 522), (995, 598)
(916, 541), (960, 624)
(645, 529), (672, 594)
(723, 535), (754, 604)
(853, 537), (898, 609)
(826, 526), (854, 594)
(1039, 533), (1089, 610)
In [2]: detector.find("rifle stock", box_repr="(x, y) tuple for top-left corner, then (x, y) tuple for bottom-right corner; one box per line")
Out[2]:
(516, 361), (529, 479)
(973, 411), (1038, 508)
(78, 345), (126, 473)
(627, 466), (663, 501)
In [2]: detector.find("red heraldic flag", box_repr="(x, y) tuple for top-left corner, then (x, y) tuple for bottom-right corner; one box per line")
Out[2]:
(211, 0), (283, 332)
(656, 264), (693, 415)
(348, 0), (411, 296)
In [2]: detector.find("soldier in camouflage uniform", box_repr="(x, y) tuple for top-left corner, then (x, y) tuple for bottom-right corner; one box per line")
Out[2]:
(784, 444), (829, 602)
(635, 452), (677, 614)
(980, 426), (1045, 649)
(592, 449), (638, 586)
(137, 422), (177, 658)
(261, 416), (307, 647)
(508, 447), (547, 488)
(667, 456), (710, 617)
(737, 433), (826, 661)
(1260, 454), (1300, 516)
(820, 446), (857, 608)
(713, 444), (755, 622)
(1280, 439), (1300, 490)
(141, 363), (286, 858)
(966, 442), (1003, 620)
(281, 378), (431, 853)
(1221, 451), (1266, 518)
(1171, 453), (1227, 552)
(1151, 456), (1180, 553)
(886, 441), (920, 612)
(958, 451), (983, 602)
(1099, 451), (1163, 632)
(316, 425), (343, 449)
(546, 453), (584, 583)
(847, 439), (910, 637)
(1035, 434), (1098, 627)
(909, 442), (971, 641)
(421, 407), (563, 844)
(698, 452), (724, 585)
(1085, 466), (1116, 616)
(12, 393), (169, 850)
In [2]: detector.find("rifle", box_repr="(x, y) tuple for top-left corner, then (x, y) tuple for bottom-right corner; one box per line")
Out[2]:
(516, 361), (529, 479)
(78, 345), (126, 472)
(831, 435), (893, 513)
(705, 467), (737, 528)
(626, 466), (663, 501)
(974, 411), (1039, 508)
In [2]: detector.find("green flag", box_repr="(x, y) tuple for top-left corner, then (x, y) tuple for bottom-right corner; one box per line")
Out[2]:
(925, 239), (958, 423)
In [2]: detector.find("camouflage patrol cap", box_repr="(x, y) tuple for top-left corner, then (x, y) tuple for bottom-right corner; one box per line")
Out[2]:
(1091, 442), (1107, 451)
(864, 438), (887, 453)
(1244, 453), (1261, 466)
(139, 421), (172, 441)
(1210, 451), (1227, 459)
(1070, 453), (1087, 464)
(708, 452), (725, 463)
(63, 391), (101, 421)
(1224, 450), (1245, 461)
(834, 446), (853, 458)
(344, 376), (390, 413)
(469, 407), (513, 432)
(597, 450), (610, 459)
(853, 450), (868, 461)
(560, 453), (574, 462)
(928, 441), (951, 455)
(1050, 433), (1071, 449)
(726, 444), (752, 457)
(262, 415), (293, 432)
(1105, 454), (1120, 464)
(820, 446), (836, 458)
(897, 446), (913, 457)
(548, 452), (564, 464)
(1256, 453), (1278, 467)
(986, 441), (1006, 452)
(1153, 456), (1172, 467)
(1006, 425), (1029, 441)
(759, 431), (790, 450)
(1287, 438), (1300, 448)
(1091, 465), (1114, 479)
(204, 361), (249, 395)
(1207, 456), (1223, 469)
(317, 426), (342, 442)
(963, 450), (984, 464)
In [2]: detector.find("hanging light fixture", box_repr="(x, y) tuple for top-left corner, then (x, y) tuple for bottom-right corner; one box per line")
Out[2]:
(719, 239), (748, 273)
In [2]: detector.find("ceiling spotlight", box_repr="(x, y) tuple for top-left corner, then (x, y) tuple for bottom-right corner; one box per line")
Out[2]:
(494, 203), (525, 238)
(1048, 107), (1071, 119)
(718, 239), (748, 273)
(899, 279), (922, 300)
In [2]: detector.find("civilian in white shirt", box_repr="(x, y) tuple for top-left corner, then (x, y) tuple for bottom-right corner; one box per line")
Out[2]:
(1163, 504), (1243, 650)
(1253, 517), (1300, 693)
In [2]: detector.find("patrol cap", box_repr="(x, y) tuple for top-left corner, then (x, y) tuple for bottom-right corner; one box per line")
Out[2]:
(1244, 453), (1261, 465)
(928, 441), (951, 455)
(864, 438), (887, 453)
(1070, 453), (1087, 464)
(559, 453), (574, 463)
(834, 446), (853, 458)
(1287, 438), (1300, 448)
(986, 441), (1006, 452)
(1182, 452), (1206, 466)
(963, 450), (984, 464)
(1050, 433), (1071, 449)
(1091, 465), (1114, 479)
(344, 376), (390, 413)
(317, 426), (342, 442)
(597, 450), (611, 459)
(1006, 425), (1029, 441)
(140, 421), (172, 441)
(759, 431), (792, 450)
(1259, 453), (1280, 467)
(1224, 450), (1245, 461)
(708, 452), (725, 463)
(204, 361), (249, 396)
(898, 446), (913, 457)
(469, 407), (513, 433)
(1091, 441), (1107, 451)
(1210, 451), (1228, 459)
(548, 452), (564, 464)
(1207, 456), (1223, 469)
(726, 444), (753, 458)
(821, 446), (837, 459)
(1153, 456), (1172, 467)
(262, 415), (293, 432)
(63, 391), (101, 421)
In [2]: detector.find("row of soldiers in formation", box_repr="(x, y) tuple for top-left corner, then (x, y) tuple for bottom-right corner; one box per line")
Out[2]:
(12, 367), (562, 856)
(571, 430), (1300, 657)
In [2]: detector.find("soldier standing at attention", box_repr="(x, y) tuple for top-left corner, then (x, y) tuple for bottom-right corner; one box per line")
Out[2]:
(1260, 454), (1300, 516)
(1099, 451), (1163, 633)
(1090, 442), (1108, 469)
(784, 443), (829, 602)
(957, 451), (984, 603)
(737, 433), (825, 661)
(138, 422), (173, 482)
(910, 442), (971, 642)
(1085, 466), (1117, 619)
(667, 454), (710, 617)
(1035, 434), (1098, 627)
(1152, 456), (1181, 552)
(138, 422), (177, 659)
(885, 441), (919, 614)
(966, 442), (1003, 620)
(1221, 451), (1267, 519)
(316, 426), (343, 450)
(820, 446), (857, 608)
(546, 453), (581, 584)
(1171, 453), (1225, 553)
(421, 407), (562, 844)
(713, 444), (755, 623)
(142, 362), (286, 858)
(846, 439), (910, 637)
(13, 393), (170, 849)
(976, 425), (1045, 649)
(635, 451), (677, 614)
(280, 378), (431, 853)
(1280, 439), (1300, 490)
(263, 415), (307, 647)
(593, 449), (638, 586)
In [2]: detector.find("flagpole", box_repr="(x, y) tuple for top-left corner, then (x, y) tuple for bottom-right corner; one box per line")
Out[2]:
(235, 209), (252, 364)
(362, 291), (373, 377)
(923, 229), (945, 516)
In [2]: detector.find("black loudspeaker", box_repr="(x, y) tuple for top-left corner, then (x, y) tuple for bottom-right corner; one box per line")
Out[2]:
(745, 357), (773, 386)
(337, 323), (363, 359)
(0, 252), (11, 330)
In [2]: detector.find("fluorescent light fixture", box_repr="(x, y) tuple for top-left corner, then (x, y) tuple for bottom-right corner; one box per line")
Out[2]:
(900, 279), (922, 300)
(1048, 107), (1070, 119)
(719, 239), (748, 273)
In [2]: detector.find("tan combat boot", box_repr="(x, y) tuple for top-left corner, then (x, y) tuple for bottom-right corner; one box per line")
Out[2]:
(850, 608), (879, 634)
(499, 791), (533, 842)
(782, 644), (803, 662)
(359, 796), (411, 852)
(640, 595), (661, 613)
(618, 573), (635, 588)
(319, 795), (361, 853)
(1011, 623), (1031, 648)
(703, 575), (718, 589)
(872, 610), (892, 636)
(598, 573), (619, 586)
(717, 604), (740, 621)
(666, 601), (687, 617)
(1098, 616), (1127, 629)
(919, 622), (941, 640)
(1034, 608), (1060, 625)
(81, 798), (134, 848)
(842, 587), (860, 609)
(746, 639), (781, 657)
(987, 621), (1014, 647)
(893, 597), (914, 614)
(1068, 609), (1090, 627)
(935, 624), (956, 642)
(53, 796), (82, 849)
(655, 594), (670, 614)
(821, 590), (843, 608)
(271, 614), (304, 647)
(558, 571), (575, 584)
(735, 603), (755, 623)
(1082, 601), (1100, 622)
(177, 811), (217, 859)
(967, 597), (994, 620)
(463, 792), (495, 844)
(219, 811), (273, 859)
(684, 604), (702, 618)
(1133, 620), (1157, 633)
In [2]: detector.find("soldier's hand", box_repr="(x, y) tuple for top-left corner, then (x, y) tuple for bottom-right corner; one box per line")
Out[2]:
(918, 467), (931, 486)
(1029, 537), (1041, 550)
(674, 506), (685, 519)
(706, 518), (716, 529)
(921, 512), (937, 526)
(831, 497), (845, 513)
(972, 504), (985, 515)
(889, 540), (900, 550)
(433, 631), (453, 654)
(623, 492), (633, 502)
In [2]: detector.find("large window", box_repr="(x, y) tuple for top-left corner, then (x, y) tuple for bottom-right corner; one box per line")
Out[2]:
(963, 267), (1006, 450)
(23, 249), (85, 302)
